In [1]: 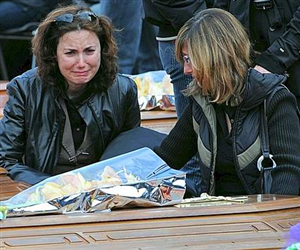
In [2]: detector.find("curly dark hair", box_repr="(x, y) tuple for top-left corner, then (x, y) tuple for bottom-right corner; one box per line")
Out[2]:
(32, 4), (118, 92)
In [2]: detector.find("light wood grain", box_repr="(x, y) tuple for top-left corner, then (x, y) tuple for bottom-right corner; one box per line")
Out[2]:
(0, 172), (299, 250)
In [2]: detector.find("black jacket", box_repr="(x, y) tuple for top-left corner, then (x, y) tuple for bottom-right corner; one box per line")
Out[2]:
(142, 0), (207, 39)
(0, 68), (140, 184)
(155, 69), (300, 195)
(214, 0), (300, 97)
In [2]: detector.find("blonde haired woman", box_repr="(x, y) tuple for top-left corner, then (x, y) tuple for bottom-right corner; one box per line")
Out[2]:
(155, 8), (300, 196)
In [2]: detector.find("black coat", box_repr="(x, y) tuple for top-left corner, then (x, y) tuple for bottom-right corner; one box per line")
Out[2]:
(0, 69), (140, 184)
(155, 69), (300, 195)
(142, 0), (207, 39)
(214, 0), (300, 99)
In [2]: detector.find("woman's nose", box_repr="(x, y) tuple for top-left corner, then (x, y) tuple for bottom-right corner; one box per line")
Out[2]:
(183, 63), (193, 75)
(77, 54), (85, 67)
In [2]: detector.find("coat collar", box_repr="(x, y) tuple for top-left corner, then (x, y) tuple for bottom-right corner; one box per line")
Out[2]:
(241, 68), (287, 111)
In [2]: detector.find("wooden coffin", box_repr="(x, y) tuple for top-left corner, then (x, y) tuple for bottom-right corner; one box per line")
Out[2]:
(0, 168), (299, 250)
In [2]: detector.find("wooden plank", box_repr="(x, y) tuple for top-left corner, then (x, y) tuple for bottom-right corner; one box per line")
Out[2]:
(0, 168), (30, 201)
(0, 229), (289, 250)
(141, 110), (177, 134)
(1, 200), (299, 249)
(0, 80), (8, 91)
(141, 119), (176, 134)
(0, 175), (299, 249)
(1, 195), (300, 228)
(141, 110), (177, 120)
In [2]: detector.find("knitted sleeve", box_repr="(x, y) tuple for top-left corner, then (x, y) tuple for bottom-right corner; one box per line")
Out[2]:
(154, 103), (198, 170)
(268, 88), (300, 195)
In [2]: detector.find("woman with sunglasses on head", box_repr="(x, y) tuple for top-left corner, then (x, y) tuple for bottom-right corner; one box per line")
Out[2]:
(0, 5), (140, 185)
(154, 8), (300, 196)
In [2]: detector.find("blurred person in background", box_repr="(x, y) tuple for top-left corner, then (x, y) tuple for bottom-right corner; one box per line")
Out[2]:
(95, 0), (162, 75)
(142, 0), (209, 197)
(0, 0), (73, 80)
(0, 0), (72, 31)
(214, 0), (300, 108)
(142, 0), (208, 116)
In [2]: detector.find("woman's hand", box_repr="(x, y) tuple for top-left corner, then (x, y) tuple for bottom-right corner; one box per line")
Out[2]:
(254, 65), (271, 74)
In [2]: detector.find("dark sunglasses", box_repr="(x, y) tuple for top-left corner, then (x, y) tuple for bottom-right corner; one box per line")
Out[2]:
(53, 11), (97, 25)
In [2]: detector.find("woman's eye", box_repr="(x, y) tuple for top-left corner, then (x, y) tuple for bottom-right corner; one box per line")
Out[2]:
(65, 50), (75, 55)
(86, 49), (95, 54)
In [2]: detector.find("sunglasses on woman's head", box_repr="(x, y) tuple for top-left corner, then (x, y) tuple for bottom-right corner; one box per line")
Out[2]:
(53, 11), (97, 25)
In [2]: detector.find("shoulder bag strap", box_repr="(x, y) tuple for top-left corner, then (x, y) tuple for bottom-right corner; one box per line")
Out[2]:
(257, 99), (277, 194)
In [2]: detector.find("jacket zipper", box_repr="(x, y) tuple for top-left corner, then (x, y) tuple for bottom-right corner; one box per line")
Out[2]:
(88, 100), (105, 155)
(193, 97), (215, 194)
(231, 105), (253, 194)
